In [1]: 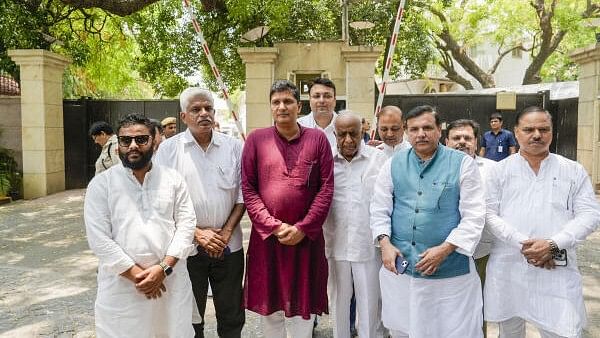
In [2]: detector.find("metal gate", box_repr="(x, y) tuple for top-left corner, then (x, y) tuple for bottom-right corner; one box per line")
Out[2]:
(381, 92), (577, 160)
(63, 99), (181, 189)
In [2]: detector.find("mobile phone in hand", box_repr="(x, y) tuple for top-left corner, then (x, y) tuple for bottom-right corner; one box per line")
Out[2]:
(395, 256), (409, 274)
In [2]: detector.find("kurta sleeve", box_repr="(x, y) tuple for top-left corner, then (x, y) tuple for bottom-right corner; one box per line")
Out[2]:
(369, 158), (394, 244)
(446, 156), (485, 256)
(485, 163), (528, 248)
(84, 175), (136, 275)
(241, 133), (283, 240)
(166, 175), (197, 258)
(295, 135), (334, 241)
(551, 165), (600, 250)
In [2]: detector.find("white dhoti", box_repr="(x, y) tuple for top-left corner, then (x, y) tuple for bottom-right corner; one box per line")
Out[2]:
(379, 259), (483, 338)
(328, 255), (384, 338)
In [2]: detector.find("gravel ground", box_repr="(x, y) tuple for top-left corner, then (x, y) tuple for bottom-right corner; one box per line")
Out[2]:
(0, 189), (598, 337)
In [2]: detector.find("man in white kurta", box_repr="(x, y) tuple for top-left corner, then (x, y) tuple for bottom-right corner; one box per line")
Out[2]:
(84, 114), (197, 338)
(484, 107), (600, 338)
(154, 88), (246, 337)
(371, 106), (485, 338)
(324, 112), (386, 338)
(297, 77), (338, 150)
(370, 106), (411, 158)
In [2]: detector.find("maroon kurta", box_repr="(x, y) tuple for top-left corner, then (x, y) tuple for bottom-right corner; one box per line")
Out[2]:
(241, 125), (334, 319)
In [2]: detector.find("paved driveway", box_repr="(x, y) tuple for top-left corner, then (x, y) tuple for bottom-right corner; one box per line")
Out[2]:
(0, 189), (599, 337)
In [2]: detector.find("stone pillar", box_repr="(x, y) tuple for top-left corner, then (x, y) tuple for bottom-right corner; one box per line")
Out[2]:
(341, 45), (384, 119)
(238, 47), (279, 133)
(571, 43), (600, 190)
(8, 49), (71, 199)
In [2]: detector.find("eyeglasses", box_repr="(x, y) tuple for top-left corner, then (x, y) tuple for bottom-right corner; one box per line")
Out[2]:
(118, 135), (152, 147)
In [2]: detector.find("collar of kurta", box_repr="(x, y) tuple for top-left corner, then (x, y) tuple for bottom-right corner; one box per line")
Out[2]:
(182, 128), (222, 149)
(333, 141), (370, 162)
(309, 111), (337, 131)
(272, 124), (306, 142)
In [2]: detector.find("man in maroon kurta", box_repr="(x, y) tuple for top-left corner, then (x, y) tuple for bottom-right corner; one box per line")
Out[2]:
(241, 80), (334, 337)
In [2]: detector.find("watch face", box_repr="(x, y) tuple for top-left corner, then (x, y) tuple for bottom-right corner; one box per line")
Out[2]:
(165, 266), (173, 276)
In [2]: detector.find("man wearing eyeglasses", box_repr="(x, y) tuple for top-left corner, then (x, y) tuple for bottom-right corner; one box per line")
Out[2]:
(84, 113), (197, 337)
(154, 87), (246, 338)
(484, 106), (600, 338)
(298, 77), (338, 151)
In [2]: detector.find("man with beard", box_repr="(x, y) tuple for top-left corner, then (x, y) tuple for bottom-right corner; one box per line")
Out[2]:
(84, 113), (197, 337)
(484, 107), (600, 337)
(155, 87), (246, 338)
(368, 106), (411, 159)
(370, 105), (485, 338)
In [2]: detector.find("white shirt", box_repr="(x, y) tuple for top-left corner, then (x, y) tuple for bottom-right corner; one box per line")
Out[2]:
(376, 138), (411, 159)
(84, 164), (197, 337)
(298, 111), (337, 151)
(484, 152), (600, 336)
(154, 129), (244, 252)
(370, 151), (485, 257)
(473, 156), (496, 259)
(324, 144), (386, 262)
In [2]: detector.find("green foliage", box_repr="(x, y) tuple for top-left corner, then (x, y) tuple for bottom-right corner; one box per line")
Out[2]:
(2, 0), (597, 97)
(0, 0), (152, 98)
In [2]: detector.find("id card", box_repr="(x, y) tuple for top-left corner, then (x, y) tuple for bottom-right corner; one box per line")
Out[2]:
(497, 145), (503, 153)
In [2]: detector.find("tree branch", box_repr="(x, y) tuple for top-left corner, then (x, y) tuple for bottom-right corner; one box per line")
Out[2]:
(434, 39), (474, 90)
(58, 0), (160, 16)
(428, 5), (495, 87)
(488, 44), (525, 75)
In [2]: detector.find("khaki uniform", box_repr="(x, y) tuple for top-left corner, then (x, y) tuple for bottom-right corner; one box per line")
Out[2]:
(95, 134), (121, 175)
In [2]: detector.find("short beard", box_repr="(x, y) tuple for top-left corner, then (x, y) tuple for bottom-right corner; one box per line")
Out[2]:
(119, 148), (153, 170)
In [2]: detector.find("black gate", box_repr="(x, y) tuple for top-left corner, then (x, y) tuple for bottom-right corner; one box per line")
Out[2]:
(381, 92), (577, 160)
(63, 99), (182, 189)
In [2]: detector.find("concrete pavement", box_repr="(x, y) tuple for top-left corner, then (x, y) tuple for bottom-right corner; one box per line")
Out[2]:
(0, 189), (599, 337)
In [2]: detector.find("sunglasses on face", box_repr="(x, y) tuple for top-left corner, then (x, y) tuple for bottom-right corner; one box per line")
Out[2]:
(117, 135), (152, 147)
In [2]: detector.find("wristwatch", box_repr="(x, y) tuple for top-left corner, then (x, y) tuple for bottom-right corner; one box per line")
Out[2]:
(159, 262), (173, 276)
(547, 239), (560, 258)
(376, 234), (389, 243)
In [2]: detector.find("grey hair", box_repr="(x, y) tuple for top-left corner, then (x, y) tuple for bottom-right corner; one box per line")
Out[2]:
(335, 110), (363, 129)
(179, 87), (214, 112)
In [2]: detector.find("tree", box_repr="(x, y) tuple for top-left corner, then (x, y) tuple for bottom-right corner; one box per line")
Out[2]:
(417, 0), (599, 89)
(0, 0), (151, 98)
(3, 0), (597, 98)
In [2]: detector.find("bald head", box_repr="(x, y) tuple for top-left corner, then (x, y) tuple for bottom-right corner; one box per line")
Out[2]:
(335, 110), (363, 161)
(377, 105), (404, 147)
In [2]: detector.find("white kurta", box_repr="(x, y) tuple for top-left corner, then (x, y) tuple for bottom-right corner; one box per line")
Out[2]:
(298, 111), (337, 151)
(375, 138), (411, 159)
(484, 153), (600, 336)
(324, 144), (386, 338)
(473, 156), (496, 259)
(84, 164), (197, 338)
(154, 130), (244, 252)
(370, 153), (485, 337)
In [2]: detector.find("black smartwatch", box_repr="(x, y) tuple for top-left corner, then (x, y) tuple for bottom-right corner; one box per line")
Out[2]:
(159, 262), (173, 276)
(376, 234), (389, 243)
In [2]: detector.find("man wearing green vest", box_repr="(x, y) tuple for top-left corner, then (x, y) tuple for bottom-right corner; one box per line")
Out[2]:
(370, 105), (486, 338)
